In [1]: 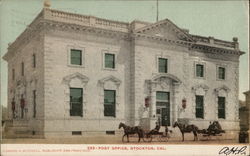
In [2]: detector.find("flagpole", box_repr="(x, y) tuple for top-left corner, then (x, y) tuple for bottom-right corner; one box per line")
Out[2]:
(156, 0), (159, 22)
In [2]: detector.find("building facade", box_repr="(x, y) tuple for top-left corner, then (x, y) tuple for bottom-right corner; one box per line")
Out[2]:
(3, 8), (244, 138)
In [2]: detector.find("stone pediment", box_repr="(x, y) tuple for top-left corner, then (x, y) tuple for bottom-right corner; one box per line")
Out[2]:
(192, 84), (209, 91)
(62, 72), (89, 85)
(152, 73), (182, 84)
(192, 84), (209, 95)
(134, 19), (194, 42)
(214, 85), (231, 93)
(99, 75), (122, 86)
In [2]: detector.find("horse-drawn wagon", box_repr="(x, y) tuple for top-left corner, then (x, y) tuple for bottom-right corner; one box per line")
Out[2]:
(172, 121), (225, 141)
(197, 121), (225, 140)
(142, 129), (171, 142)
(119, 121), (225, 143)
(118, 122), (171, 143)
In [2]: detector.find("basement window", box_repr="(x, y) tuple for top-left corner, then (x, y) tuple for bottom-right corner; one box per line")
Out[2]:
(72, 131), (82, 135)
(106, 131), (115, 135)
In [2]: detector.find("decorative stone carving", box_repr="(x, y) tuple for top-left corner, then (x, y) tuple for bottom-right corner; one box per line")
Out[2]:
(214, 85), (231, 96)
(214, 85), (231, 119)
(152, 73), (182, 84)
(192, 84), (209, 95)
(135, 19), (194, 42)
(145, 73), (181, 127)
(62, 73), (89, 117)
(62, 72), (89, 87)
(98, 75), (122, 118)
(98, 75), (122, 88)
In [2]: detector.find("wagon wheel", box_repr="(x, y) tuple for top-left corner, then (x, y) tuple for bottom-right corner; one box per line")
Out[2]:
(143, 134), (152, 142)
(158, 134), (169, 142)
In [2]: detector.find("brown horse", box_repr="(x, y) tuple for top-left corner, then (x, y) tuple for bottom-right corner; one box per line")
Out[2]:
(173, 121), (199, 141)
(118, 122), (144, 142)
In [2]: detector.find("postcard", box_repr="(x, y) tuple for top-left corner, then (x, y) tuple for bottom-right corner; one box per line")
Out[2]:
(0, 0), (249, 156)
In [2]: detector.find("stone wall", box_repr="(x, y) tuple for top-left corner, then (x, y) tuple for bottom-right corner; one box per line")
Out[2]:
(6, 33), (45, 137)
(131, 36), (240, 132)
(43, 28), (130, 137)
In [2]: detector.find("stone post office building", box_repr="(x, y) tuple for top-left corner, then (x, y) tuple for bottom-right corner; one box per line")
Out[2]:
(3, 7), (244, 138)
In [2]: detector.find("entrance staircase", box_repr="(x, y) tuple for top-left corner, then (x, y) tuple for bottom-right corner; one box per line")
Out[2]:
(4, 119), (33, 138)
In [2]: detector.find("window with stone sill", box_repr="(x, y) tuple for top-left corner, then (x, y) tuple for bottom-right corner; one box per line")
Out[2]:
(104, 90), (116, 117)
(218, 96), (226, 119)
(195, 95), (204, 119)
(70, 49), (82, 66)
(218, 67), (226, 80)
(105, 53), (115, 69)
(70, 88), (83, 117)
(158, 58), (168, 73)
(196, 64), (204, 78)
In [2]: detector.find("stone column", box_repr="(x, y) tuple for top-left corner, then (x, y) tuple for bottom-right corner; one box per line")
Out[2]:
(151, 91), (156, 116)
(173, 82), (180, 124)
(149, 81), (157, 129)
(150, 82), (156, 118)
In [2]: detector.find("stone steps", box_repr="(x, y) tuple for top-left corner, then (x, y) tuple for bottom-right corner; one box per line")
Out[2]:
(3, 121), (43, 139)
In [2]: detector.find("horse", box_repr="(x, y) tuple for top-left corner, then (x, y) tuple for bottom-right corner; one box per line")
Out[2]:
(118, 122), (144, 142)
(173, 121), (199, 141)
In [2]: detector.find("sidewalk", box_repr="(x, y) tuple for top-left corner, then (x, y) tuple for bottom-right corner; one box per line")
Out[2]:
(1, 135), (240, 144)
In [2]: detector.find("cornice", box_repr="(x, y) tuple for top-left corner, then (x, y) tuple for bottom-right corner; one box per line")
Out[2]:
(132, 32), (192, 48)
(3, 8), (244, 62)
(191, 43), (243, 56)
(132, 32), (243, 57)
(42, 19), (130, 40)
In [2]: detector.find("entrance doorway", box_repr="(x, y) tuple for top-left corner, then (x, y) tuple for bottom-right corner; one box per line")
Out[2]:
(156, 91), (170, 126)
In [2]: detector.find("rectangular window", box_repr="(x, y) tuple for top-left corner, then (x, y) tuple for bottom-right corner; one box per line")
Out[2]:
(12, 69), (15, 81)
(196, 64), (204, 77)
(70, 88), (83, 116)
(158, 58), (168, 73)
(218, 67), (225, 80)
(105, 53), (115, 69)
(195, 95), (204, 118)
(104, 90), (116, 117)
(70, 49), (82, 65)
(156, 91), (169, 101)
(218, 97), (225, 119)
(33, 54), (36, 68)
(21, 62), (24, 76)
(33, 90), (36, 118)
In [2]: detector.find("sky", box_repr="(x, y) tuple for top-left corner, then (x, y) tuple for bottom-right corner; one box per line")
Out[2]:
(0, 0), (249, 107)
